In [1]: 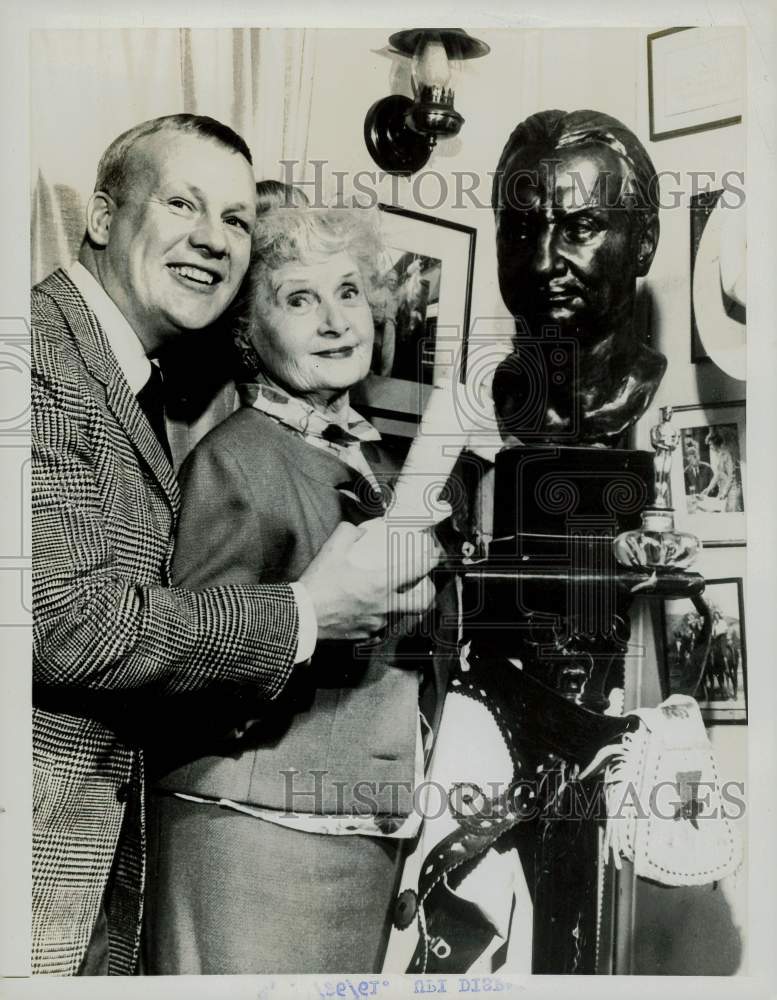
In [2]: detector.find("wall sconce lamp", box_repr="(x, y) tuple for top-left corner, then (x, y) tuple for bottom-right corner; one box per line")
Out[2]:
(364, 28), (490, 176)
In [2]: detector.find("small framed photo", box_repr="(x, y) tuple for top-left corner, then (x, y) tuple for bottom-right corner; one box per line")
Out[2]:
(351, 204), (476, 437)
(661, 577), (747, 724)
(670, 401), (746, 546)
(647, 27), (744, 142)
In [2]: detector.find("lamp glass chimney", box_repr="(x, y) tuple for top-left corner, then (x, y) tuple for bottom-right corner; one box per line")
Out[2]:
(410, 36), (458, 102)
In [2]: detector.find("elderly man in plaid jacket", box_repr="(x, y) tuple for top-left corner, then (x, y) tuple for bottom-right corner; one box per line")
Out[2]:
(31, 114), (436, 976)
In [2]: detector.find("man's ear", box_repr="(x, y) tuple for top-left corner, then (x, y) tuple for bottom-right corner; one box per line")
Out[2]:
(636, 212), (659, 277)
(84, 191), (115, 248)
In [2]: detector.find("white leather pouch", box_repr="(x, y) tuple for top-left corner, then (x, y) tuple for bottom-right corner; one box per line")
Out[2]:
(581, 694), (742, 886)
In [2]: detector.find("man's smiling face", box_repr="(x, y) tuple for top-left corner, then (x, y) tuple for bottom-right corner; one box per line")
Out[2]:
(95, 131), (256, 353)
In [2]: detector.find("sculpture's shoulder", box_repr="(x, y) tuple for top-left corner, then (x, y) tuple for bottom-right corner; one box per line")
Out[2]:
(637, 341), (668, 382)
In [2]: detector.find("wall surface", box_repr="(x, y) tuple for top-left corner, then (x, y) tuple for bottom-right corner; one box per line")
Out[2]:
(631, 26), (748, 976)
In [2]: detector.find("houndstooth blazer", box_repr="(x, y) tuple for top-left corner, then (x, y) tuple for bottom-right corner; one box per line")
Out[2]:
(31, 269), (300, 975)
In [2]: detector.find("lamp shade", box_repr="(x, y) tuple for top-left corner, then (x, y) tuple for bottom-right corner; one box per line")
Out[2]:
(388, 28), (490, 62)
(364, 28), (489, 175)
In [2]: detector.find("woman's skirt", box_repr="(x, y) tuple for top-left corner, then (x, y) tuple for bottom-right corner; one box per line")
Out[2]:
(143, 792), (403, 974)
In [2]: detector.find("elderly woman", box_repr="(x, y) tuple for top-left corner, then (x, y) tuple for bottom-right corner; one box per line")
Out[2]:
(144, 204), (453, 974)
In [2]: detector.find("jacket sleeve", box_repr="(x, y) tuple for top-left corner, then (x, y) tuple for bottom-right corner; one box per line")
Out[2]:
(32, 338), (299, 702)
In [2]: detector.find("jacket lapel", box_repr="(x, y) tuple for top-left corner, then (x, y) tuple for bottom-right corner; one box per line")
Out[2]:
(46, 270), (180, 513)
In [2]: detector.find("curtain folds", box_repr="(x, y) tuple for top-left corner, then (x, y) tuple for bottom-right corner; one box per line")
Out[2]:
(32, 27), (316, 284)
(31, 27), (317, 454)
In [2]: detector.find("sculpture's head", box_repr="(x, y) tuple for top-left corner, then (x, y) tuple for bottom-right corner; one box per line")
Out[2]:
(492, 110), (660, 342)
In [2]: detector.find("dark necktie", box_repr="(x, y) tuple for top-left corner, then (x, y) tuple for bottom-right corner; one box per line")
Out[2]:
(136, 364), (172, 463)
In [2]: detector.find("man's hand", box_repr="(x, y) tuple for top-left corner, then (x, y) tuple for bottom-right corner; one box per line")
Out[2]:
(298, 520), (441, 642)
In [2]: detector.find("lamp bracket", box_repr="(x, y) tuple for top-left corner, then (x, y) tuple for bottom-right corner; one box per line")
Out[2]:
(364, 94), (433, 176)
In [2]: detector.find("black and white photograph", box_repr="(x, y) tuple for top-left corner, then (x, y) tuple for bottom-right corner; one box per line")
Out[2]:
(662, 577), (747, 724)
(670, 401), (746, 544)
(373, 246), (441, 383)
(356, 205), (475, 435)
(680, 423), (744, 512)
(3, 7), (776, 994)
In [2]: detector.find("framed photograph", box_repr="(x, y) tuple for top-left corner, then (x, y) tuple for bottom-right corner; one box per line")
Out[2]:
(647, 27), (744, 141)
(670, 400), (746, 545)
(661, 577), (747, 724)
(351, 204), (476, 437)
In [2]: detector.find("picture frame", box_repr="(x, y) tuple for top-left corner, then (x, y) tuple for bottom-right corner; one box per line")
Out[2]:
(351, 204), (476, 438)
(670, 400), (746, 546)
(647, 26), (744, 142)
(660, 577), (747, 724)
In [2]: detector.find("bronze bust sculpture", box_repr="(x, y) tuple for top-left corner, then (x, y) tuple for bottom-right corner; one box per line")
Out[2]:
(470, 112), (671, 973)
(491, 109), (667, 446)
(399, 112), (702, 977)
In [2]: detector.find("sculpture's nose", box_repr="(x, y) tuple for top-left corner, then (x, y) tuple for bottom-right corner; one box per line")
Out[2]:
(532, 224), (562, 278)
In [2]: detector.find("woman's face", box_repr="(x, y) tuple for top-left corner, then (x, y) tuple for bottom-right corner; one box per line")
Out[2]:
(251, 251), (374, 405)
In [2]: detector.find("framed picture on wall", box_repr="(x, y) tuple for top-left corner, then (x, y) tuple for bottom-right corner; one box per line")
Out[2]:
(660, 577), (747, 724)
(647, 26), (744, 141)
(351, 204), (476, 438)
(670, 400), (746, 546)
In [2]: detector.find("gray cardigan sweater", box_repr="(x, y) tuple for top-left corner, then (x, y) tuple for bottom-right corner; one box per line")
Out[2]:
(155, 407), (453, 816)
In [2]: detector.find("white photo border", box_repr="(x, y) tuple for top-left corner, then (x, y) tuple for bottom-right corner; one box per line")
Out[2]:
(670, 400), (746, 546)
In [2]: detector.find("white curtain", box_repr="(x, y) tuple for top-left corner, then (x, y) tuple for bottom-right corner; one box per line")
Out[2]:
(31, 28), (317, 455)
(31, 28), (317, 284)
(32, 29), (181, 284)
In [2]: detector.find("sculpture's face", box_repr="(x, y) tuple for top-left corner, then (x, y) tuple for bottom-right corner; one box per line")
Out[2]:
(495, 143), (654, 338)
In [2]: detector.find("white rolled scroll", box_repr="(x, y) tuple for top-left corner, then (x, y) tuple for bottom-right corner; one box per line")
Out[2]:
(349, 381), (473, 568)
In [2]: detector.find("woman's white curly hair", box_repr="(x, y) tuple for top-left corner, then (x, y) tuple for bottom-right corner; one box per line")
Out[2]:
(233, 203), (385, 377)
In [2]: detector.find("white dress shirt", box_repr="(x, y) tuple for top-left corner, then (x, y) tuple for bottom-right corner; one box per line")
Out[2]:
(66, 261), (317, 662)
